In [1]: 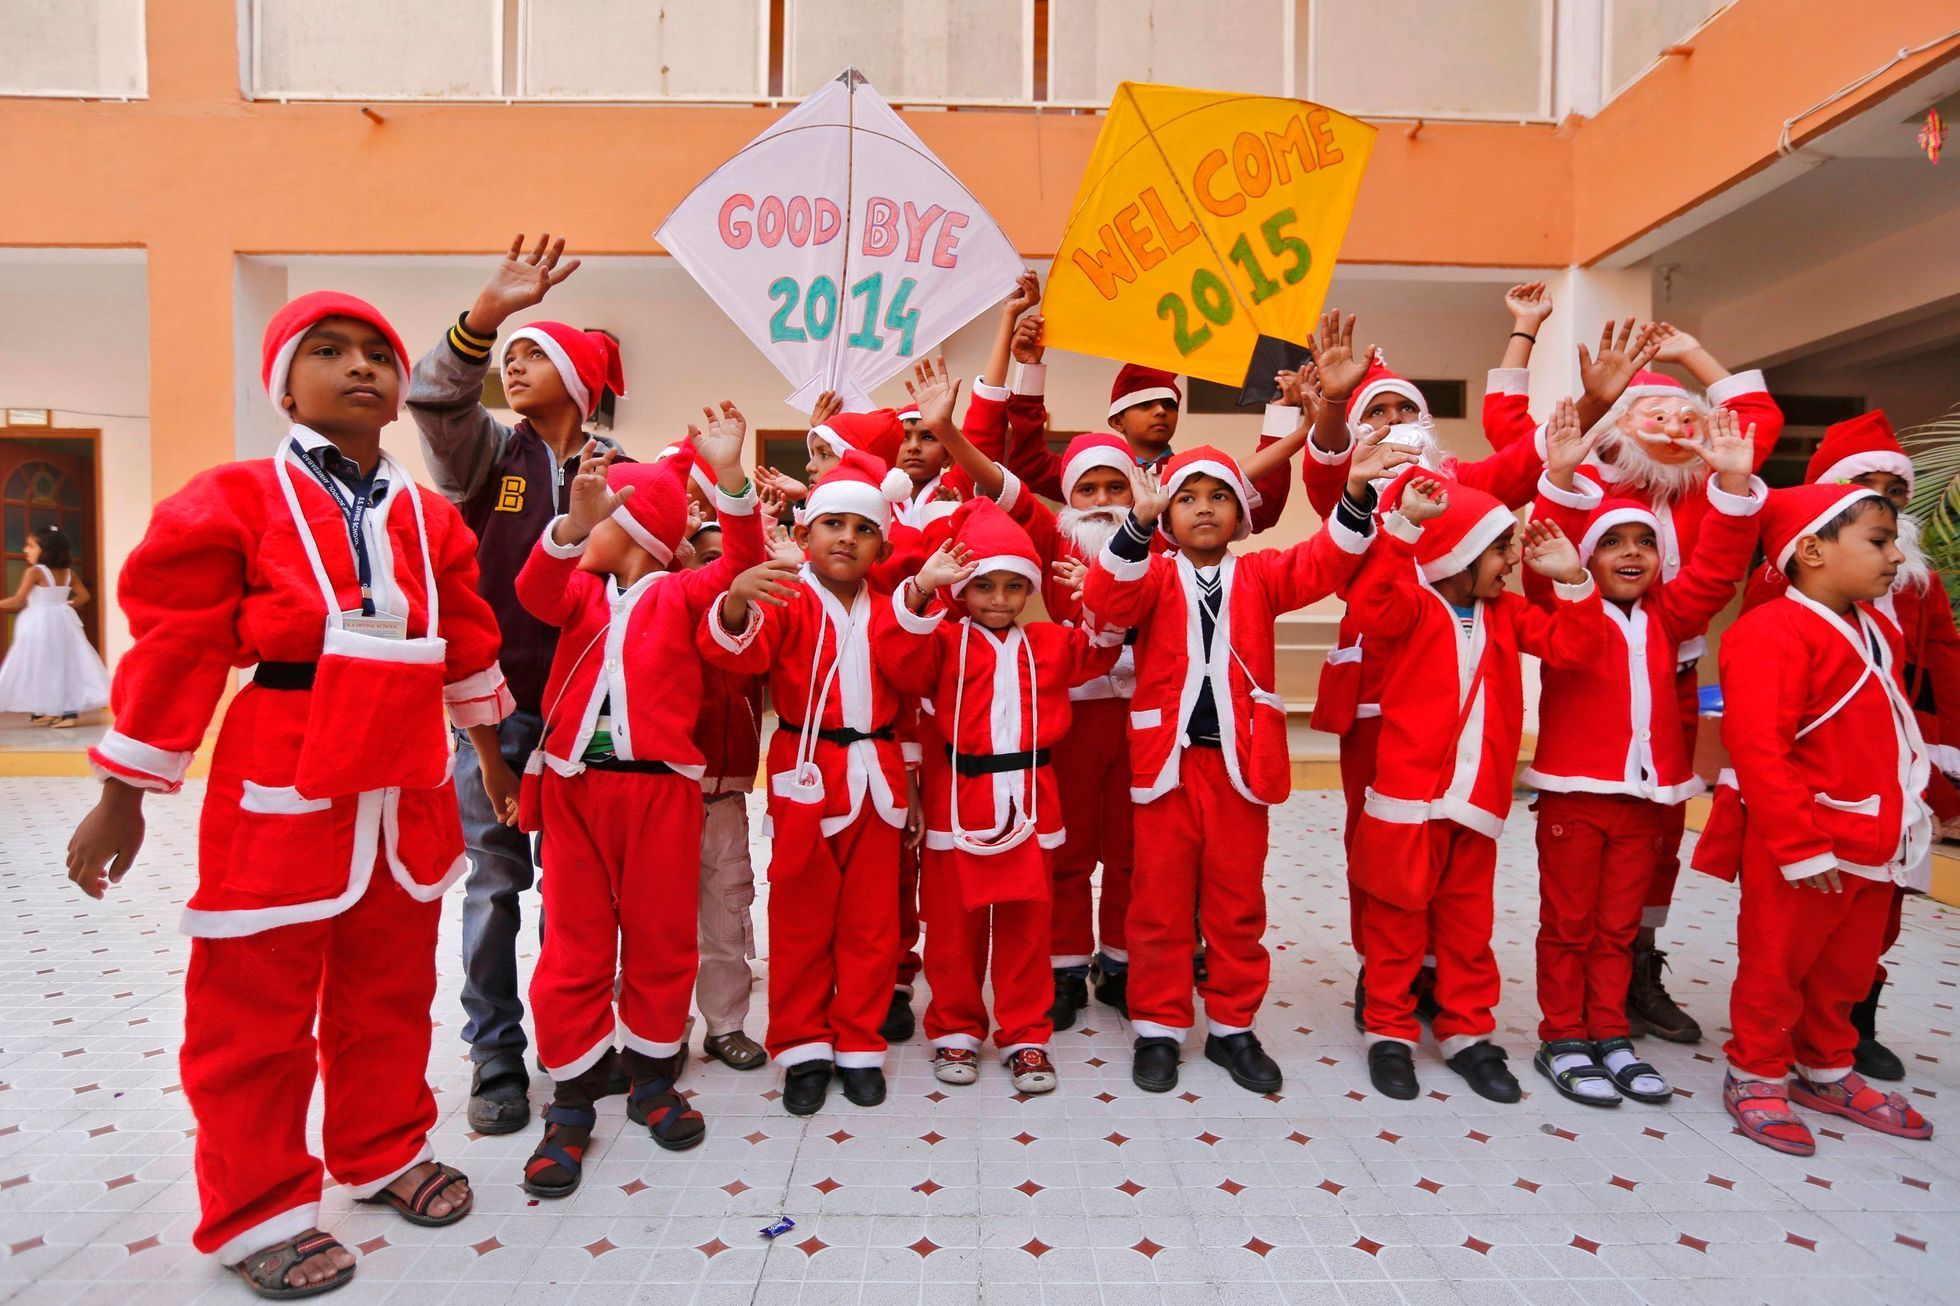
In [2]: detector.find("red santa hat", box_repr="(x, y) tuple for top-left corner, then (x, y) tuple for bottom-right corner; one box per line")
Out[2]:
(654, 437), (717, 498)
(1577, 498), (1662, 561)
(605, 461), (688, 565)
(1344, 354), (1429, 424)
(1763, 481), (1886, 574)
(809, 408), (906, 468)
(1108, 363), (1182, 419)
(946, 497), (1044, 598)
(1414, 480), (1518, 582)
(804, 449), (912, 532)
(1805, 410), (1912, 491)
(261, 290), (411, 415)
(1161, 445), (1256, 542)
(1058, 432), (1137, 501)
(897, 403), (923, 423)
(1599, 367), (1710, 446)
(503, 322), (625, 420)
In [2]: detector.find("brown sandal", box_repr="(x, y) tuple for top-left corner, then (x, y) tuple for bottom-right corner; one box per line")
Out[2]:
(704, 1030), (768, 1071)
(229, 1230), (356, 1299)
(358, 1161), (473, 1227)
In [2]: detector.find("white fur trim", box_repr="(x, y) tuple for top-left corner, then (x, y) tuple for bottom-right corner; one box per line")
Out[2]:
(1109, 385), (1179, 419)
(1162, 458), (1254, 541)
(213, 1201), (326, 1268)
(539, 516), (588, 558)
(1578, 506), (1659, 561)
(1522, 768), (1705, 805)
(239, 782), (333, 815)
(1207, 1020), (1253, 1037)
(1349, 377), (1429, 422)
(505, 326), (592, 416)
(708, 597), (763, 654)
(835, 1049), (886, 1069)
(1381, 512), (1422, 545)
(1706, 474), (1768, 517)
(91, 729), (194, 791)
(541, 1027), (617, 1082)
(1098, 539), (1152, 583)
(1060, 444), (1134, 501)
(970, 377), (1010, 403)
(1486, 367), (1529, 396)
(1129, 1020), (1186, 1042)
(1815, 452), (1913, 492)
(891, 586), (944, 634)
(949, 554), (1044, 597)
(775, 1041), (834, 1069)
(180, 790), (385, 937)
(1418, 504), (1516, 581)
(1705, 369), (1765, 405)
(1537, 472), (1605, 512)
(321, 625), (446, 666)
(1438, 1032), (1493, 1059)
(619, 1022), (686, 1060)
(1552, 575), (1596, 601)
(808, 424), (851, 458)
(443, 664), (508, 706)
(714, 483), (760, 516)
(1009, 361), (1047, 396)
(805, 480), (894, 530)
(1307, 430), (1355, 465)
(1261, 403), (1302, 438)
(610, 505), (674, 564)
(1775, 489), (1883, 571)
(1779, 852), (1838, 882)
(264, 329), (411, 417)
(1325, 514), (1371, 557)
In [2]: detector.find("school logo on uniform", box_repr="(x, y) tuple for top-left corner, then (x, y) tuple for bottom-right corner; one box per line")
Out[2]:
(495, 475), (526, 512)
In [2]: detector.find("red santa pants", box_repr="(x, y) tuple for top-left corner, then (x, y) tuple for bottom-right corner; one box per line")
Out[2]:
(532, 768), (701, 1079)
(1359, 821), (1499, 1050)
(919, 849), (1054, 1054)
(896, 838), (923, 990)
(1727, 848), (1894, 1080)
(183, 864), (438, 1264)
(1534, 793), (1665, 1041)
(767, 810), (901, 1068)
(1126, 746), (1271, 1039)
(1339, 715), (1384, 956)
(1050, 697), (1135, 966)
(1642, 669), (1701, 928)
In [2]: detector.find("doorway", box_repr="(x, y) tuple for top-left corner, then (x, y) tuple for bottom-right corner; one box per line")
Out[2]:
(1, 430), (105, 658)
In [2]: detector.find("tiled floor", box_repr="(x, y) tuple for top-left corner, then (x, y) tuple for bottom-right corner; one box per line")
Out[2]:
(0, 776), (1954, 1305)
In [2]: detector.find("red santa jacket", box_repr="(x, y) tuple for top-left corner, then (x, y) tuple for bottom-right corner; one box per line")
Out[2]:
(517, 486), (762, 778)
(1301, 422), (1544, 522)
(1523, 474), (1766, 803)
(1081, 514), (1373, 807)
(696, 666), (764, 795)
(971, 369), (1299, 535)
(90, 437), (512, 937)
(698, 568), (908, 835)
(1345, 520), (1608, 910)
(1695, 591), (1933, 887)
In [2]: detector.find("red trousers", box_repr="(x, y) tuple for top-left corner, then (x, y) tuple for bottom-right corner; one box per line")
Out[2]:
(532, 768), (701, 1078)
(767, 810), (901, 1068)
(1358, 821), (1498, 1049)
(896, 838), (922, 989)
(1642, 669), (1701, 927)
(1534, 793), (1665, 1041)
(1126, 747), (1271, 1038)
(1727, 847), (1894, 1080)
(1050, 697), (1135, 966)
(920, 849), (1054, 1054)
(183, 865), (438, 1264)
(1338, 715), (1384, 956)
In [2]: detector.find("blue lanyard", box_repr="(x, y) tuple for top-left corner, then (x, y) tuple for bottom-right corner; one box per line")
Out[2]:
(290, 440), (386, 616)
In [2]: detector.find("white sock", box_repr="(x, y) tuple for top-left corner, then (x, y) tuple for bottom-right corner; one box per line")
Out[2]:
(1601, 1043), (1667, 1096)
(1551, 1049), (1617, 1100)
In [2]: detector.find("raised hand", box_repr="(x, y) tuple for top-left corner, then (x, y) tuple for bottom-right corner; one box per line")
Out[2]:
(694, 401), (748, 472)
(1004, 269), (1042, 317)
(1129, 464), (1170, 527)
(754, 464), (809, 504)
(561, 440), (632, 543)
(1051, 556), (1088, 602)
(1543, 396), (1610, 486)
(1276, 361), (1328, 423)
(1399, 475), (1449, 524)
(729, 556), (801, 609)
(904, 356), (963, 431)
(1578, 319), (1662, 410)
(1312, 309), (1373, 401)
(1347, 429), (1416, 496)
(469, 233), (581, 333)
(1523, 518), (1587, 585)
(1505, 281), (1554, 331)
(764, 519), (804, 568)
(1650, 325), (1701, 363)
(1011, 313), (1046, 365)
(808, 389), (843, 429)
(1685, 405), (1756, 489)
(914, 541), (977, 597)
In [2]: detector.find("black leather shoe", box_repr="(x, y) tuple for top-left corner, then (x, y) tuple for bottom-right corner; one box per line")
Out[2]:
(1367, 1042), (1419, 1100)
(1050, 969), (1089, 1032)
(1132, 1036), (1181, 1092)
(838, 1066), (887, 1107)
(1094, 966), (1129, 1018)
(1446, 1041), (1522, 1104)
(783, 1061), (832, 1116)
(1205, 1032), (1282, 1093)
(879, 990), (916, 1043)
(467, 1058), (532, 1134)
(1352, 967), (1367, 1032)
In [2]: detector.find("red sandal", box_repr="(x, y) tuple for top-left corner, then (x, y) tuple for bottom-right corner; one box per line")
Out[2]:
(1789, 1071), (1934, 1140)
(1724, 1073), (1816, 1156)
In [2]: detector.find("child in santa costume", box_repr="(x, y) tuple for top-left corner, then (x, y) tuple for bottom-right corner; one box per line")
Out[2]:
(1346, 472), (1609, 1104)
(67, 292), (515, 1298)
(1521, 403), (1766, 1106)
(876, 499), (1121, 1091)
(1486, 321), (1785, 1044)
(1694, 482), (1936, 1155)
(1738, 409), (1960, 1084)
(1083, 438), (1409, 1094)
(406, 233), (630, 1135)
(681, 517), (773, 1074)
(513, 409), (762, 1195)
(702, 449), (914, 1116)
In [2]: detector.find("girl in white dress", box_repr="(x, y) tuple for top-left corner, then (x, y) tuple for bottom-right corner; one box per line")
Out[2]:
(0, 525), (110, 726)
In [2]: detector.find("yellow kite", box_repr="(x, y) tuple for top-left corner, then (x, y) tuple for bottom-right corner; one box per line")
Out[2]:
(1047, 84), (1376, 389)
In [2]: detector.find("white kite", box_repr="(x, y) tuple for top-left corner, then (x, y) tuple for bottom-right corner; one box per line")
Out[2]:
(656, 67), (1024, 412)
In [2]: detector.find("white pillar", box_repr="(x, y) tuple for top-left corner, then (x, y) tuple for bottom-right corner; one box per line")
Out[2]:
(233, 257), (290, 460)
(1528, 264), (1654, 416)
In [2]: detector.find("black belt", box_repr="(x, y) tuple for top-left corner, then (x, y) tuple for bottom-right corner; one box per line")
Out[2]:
(944, 744), (1051, 776)
(583, 757), (676, 775)
(1123, 629), (1140, 646)
(1185, 736), (1222, 749)
(777, 720), (894, 746)
(253, 661), (317, 690)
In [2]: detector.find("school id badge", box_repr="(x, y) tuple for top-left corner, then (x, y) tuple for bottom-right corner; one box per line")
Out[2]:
(340, 610), (409, 640)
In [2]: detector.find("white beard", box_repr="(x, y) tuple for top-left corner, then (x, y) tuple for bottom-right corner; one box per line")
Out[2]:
(1596, 430), (1707, 507)
(1057, 506), (1124, 557)
(1895, 511), (1932, 594)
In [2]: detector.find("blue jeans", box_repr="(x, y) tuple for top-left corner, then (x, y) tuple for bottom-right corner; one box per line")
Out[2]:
(454, 711), (543, 1068)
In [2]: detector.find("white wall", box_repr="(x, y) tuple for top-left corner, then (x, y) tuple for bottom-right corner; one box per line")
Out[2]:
(0, 253), (151, 661)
